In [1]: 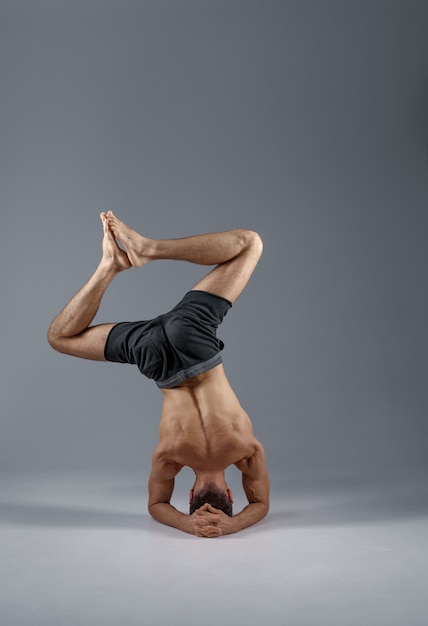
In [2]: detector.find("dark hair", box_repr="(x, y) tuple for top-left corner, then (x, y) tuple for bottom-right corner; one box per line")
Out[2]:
(189, 483), (233, 516)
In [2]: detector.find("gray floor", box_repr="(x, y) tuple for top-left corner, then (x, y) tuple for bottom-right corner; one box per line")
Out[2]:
(1, 467), (428, 626)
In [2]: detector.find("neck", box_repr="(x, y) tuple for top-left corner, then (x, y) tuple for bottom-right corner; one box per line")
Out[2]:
(194, 471), (226, 491)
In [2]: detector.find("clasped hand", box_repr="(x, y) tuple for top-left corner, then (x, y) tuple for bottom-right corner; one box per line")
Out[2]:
(190, 503), (234, 538)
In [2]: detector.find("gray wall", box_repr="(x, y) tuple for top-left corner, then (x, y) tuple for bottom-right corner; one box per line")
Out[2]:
(1, 0), (427, 478)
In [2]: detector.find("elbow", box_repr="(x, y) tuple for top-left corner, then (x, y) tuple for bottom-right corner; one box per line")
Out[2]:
(256, 498), (270, 521)
(148, 502), (162, 521)
(259, 500), (269, 520)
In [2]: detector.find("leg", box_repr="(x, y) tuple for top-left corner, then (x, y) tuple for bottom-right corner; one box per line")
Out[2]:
(189, 231), (263, 303)
(105, 212), (263, 303)
(47, 214), (131, 359)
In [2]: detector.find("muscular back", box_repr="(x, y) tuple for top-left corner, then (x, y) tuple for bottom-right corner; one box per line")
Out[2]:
(154, 364), (260, 473)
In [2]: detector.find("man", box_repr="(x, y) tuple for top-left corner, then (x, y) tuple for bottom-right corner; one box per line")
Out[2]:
(48, 211), (269, 537)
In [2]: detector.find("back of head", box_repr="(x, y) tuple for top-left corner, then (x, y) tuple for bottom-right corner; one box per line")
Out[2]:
(189, 482), (233, 516)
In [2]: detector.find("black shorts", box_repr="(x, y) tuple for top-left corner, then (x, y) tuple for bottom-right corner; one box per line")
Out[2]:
(104, 290), (232, 388)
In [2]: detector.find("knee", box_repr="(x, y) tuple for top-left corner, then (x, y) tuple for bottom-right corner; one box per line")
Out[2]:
(47, 332), (72, 356)
(47, 331), (60, 352)
(240, 229), (263, 257)
(47, 323), (64, 353)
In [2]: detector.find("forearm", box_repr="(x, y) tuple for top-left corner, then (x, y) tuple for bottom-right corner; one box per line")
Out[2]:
(231, 501), (269, 533)
(148, 502), (193, 534)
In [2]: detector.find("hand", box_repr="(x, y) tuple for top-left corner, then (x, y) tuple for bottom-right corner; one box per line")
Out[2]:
(192, 503), (234, 538)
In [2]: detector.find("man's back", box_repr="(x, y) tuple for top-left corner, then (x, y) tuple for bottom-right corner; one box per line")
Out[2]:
(156, 364), (260, 473)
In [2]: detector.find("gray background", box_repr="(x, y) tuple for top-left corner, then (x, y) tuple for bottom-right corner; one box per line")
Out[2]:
(1, 3), (428, 625)
(1, 0), (427, 478)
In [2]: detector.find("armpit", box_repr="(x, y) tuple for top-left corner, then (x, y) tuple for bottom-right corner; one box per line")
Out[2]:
(234, 443), (266, 477)
(151, 454), (184, 481)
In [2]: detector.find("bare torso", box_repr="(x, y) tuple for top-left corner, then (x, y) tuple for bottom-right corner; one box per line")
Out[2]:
(153, 364), (260, 474)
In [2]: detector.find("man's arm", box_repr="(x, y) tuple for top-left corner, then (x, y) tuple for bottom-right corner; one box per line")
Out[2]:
(232, 443), (270, 531)
(147, 456), (191, 533)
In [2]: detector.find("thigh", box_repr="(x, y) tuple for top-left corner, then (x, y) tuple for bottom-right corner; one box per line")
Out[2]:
(191, 246), (261, 304)
(53, 323), (117, 361)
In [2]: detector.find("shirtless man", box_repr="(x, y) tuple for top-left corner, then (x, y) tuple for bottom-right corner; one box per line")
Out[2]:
(48, 212), (269, 537)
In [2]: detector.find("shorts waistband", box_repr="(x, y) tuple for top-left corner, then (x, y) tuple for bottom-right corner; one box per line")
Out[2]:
(155, 354), (223, 389)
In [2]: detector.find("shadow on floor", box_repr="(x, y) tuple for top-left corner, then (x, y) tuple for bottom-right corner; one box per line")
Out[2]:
(1, 481), (427, 531)
(0, 501), (148, 529)
(1, 467), (428, 531)
(268, 482), (428, 530)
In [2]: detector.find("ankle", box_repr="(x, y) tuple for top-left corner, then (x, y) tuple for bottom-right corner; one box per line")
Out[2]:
(96, 260), (120, 280)
(144, 238), (162, 260)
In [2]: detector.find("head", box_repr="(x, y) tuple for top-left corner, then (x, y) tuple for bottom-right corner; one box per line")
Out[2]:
(189, 481), (233, 516)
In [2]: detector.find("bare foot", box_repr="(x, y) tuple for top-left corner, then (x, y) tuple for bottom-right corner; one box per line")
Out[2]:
(103, 211), (151, 267)
(100, 213), (132, 272)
